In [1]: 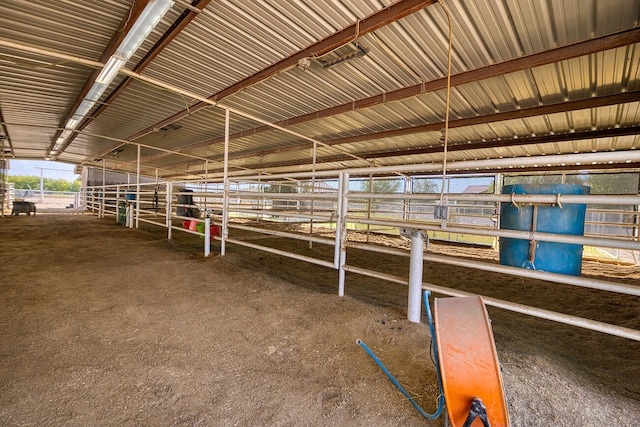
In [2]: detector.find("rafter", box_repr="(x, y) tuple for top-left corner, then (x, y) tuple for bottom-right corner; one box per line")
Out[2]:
(122, 0), (439, 145)
(68, 0), (211, 159)
(48, 0), (152, 154)
(184, 91), (640, 165)
(131, 27), (640, 165)
(150, 93), (640, 176)
(214, 126), (640, 172)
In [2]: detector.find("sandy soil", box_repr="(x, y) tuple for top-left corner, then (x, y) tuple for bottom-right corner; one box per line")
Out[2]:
(0, 214), (639, 426)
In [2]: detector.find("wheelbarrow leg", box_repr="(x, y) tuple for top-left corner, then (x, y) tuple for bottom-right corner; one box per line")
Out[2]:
(462, 397), (490, 427)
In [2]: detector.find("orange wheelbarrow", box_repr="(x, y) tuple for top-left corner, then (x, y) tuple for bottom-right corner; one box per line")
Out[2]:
(434, 295), (509, 426)
(357, 291), (509, 426)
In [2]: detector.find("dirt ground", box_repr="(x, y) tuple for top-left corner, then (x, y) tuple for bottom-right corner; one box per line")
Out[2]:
(1, 213), (639, 426)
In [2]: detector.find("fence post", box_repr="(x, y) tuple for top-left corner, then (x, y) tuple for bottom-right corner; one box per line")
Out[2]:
(166, 182), (172, 240)
(204, 217), (211, 257)
(337, 171), (349, 297)
(408, 229), (426, 323)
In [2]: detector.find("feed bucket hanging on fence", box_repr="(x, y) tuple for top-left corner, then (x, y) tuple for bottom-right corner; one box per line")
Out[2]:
(499, 184), (590, 276)
(195, 222), (221, 239)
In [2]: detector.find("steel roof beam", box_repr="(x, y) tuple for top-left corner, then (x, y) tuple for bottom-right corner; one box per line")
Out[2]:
(70, 0), (211, 159)
(125, 0), (438, 142)
(134, 27), (640, 164)
(223, 127), (640, 171)
(48, 0), (152, 154)
(184, 91), (639, 164)
(226, 27), (640, 138)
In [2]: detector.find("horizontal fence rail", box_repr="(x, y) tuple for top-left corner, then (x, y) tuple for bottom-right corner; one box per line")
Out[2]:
(84, 167), (640, 341)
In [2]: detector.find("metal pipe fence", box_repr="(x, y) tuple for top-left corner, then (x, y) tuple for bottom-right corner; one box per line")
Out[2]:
(85, 169), (640, 341)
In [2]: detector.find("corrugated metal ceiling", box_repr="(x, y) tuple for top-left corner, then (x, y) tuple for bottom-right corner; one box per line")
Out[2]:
(1, 0), (639, 180)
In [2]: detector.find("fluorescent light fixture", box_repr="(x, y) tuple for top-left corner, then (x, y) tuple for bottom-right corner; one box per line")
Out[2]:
(117, 0), (174, 59)
(65, 118), (80, 129)
(50, 0), (175, 157)
(52, 136), (65, 152)
(85, 83), (107, 102)
(96, 55), (126, 85)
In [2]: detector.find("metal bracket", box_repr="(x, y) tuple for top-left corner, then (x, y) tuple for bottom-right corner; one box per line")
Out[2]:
(462, 397), (491, 427)
(400, 227), (414, 238)
(434, 205), (449, 220)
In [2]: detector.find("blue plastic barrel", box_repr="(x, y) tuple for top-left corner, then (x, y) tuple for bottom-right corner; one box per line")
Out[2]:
(499, 184), (590, 276)
(125, 190), (136, 201)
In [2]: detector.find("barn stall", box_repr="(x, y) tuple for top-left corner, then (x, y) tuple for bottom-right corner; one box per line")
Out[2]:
(1, 0), (639, 425)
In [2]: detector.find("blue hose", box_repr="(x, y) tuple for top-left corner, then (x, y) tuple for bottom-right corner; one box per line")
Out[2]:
(356, 290), (445, 419)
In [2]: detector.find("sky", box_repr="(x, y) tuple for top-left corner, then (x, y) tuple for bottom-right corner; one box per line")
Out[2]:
(4, 160), (490, 192)
(6, 160), (80, 182)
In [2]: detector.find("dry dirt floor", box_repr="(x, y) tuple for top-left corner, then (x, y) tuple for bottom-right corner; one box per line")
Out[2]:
(0, 213), (639, 426)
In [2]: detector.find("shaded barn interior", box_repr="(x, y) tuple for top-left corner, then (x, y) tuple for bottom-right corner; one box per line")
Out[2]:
(1, 0), (640, 425)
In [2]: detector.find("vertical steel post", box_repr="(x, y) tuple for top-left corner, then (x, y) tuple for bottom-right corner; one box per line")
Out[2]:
(204, 216), (211, 257)
(408, 229), (426, 323)
(155, 168), (159, 217)
(221, 108), (230, 256)
(99, 162), (105, 218)
(338, 171), (349, 297)
(366, 174), (372, 243)
(204, 160), (209, 214)
(135, 144), (140, 228)
(40, 169), (44, 204)
(166, 181), (173, 240)
(403, 176), (411, 221)
(309, 142), (317, 249)
(494, 173), (503, 251)
(116, 185), (120, 222)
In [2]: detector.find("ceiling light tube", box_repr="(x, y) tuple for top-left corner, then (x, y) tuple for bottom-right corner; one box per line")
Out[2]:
(116, 0), (174, 59)
(52, 0), (174, 158)
(96, 55), (126, 85)
(65, 118), (80, 129)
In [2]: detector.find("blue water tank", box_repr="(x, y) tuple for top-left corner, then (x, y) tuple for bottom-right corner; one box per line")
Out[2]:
(499, 184), (590, 276)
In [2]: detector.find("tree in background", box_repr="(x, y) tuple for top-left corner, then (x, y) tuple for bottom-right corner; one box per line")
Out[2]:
(358, 177), (402, 193)
(8, 175), (81, 192)
(412, 177), (438, 193)
(358, 178), (403, 212)
(265, 182), (298, 210)
(502, 172), (640, 194)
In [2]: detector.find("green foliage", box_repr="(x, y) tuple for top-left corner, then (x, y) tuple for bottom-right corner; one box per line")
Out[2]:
(583, 173), (638, 195)
(8, 175), (38, 190)
(412, 177), (438, 193)
(265, 183), (297, 193)
(265, 182), (298, 210)
(359, 178), (402, 193)
(70, 178), (82, 192)
(504, 174), (587, 186)
(8, 175), (81, 192)
(502, 173), (639, 195)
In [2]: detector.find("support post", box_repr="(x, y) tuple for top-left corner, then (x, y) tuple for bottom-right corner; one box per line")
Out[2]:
(337, 171), (349, 297)
(102, 161), (106, 218)
(309, 141), (317, 249)
(221, 108), (230, 256)
(408, 229), (426, 323)
(366, 174), (373, 243)
(127, 202), (134, 228)
(40, 168), (44, 204)
(116, 185), (120, 222)
(166, 181), (173, 240)
(204, 216), (211, 257)
(135, 143), (140, 229)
